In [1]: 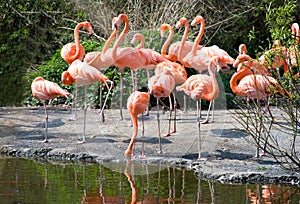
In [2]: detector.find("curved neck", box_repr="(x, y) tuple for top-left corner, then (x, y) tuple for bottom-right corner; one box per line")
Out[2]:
(178, 20), (189, 60)
(192, 19), (205, 56)
(70, 22), (85, 62)
(230, 68), (252, 94)
(112, 14), (129, 61)
(161, 24), (174, 57)
(101, 28), (118, 59)
(132, 34), (145, 49)
(207, 57), (219, 100)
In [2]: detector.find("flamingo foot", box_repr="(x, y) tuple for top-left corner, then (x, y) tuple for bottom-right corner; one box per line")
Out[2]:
(124, 149), (133, 158)
(139, 153), (146, 159)
(68, 116), (78, 121)
(163, 129), (176, 137)
(77, 140), (86, 144)
(41, 139), (48, 143)
(156, 149), (163, 154)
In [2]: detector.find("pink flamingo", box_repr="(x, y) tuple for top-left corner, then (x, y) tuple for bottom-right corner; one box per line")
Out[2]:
(156, 23), (188, 136)
(181, 16), (234, 72)
(61, 59), (114, 143)
(125, 91), (150, 157)
(130, 33), (166, 82)
(31, 77), (70, 143)
(148, 72), (175, 153)
(112, 14), (160, 120)
(159, 18), (202, 63)
(61, 21), (94, 65)
(230, 62), (290, 157)
(176, 56), (220, 160)
(259, 40), (289, 77)
(61, 21), (94, 119)
(83, 17), (119, 69)
(288, 22), (299, 69)
(175, 17), (203, 67)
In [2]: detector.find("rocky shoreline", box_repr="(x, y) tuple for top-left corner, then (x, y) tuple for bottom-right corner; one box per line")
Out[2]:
(0, 106), (299, 186)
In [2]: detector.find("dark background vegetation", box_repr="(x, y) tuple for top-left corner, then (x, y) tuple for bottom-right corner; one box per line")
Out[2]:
(0, 0), (299, 106)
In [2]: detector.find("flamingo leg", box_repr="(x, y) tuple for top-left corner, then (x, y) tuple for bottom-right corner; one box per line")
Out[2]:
(197, 99), (202, 160)
(42, 101), (48, 143)
(79, 85), (87, 144)
(172, 93), (177, 134)
(119, 70), (124, 120)
(98, 80), (114, 122)
(72, 83), (78, 120)
(157, 98), (162, 154)
(164, 96), (173, 137)
(201, 100), (214, 124)
(99, 83), (105, 122)
(131, 69), (137, 92)
(140, 113), (145, 158)
(183, 94), (187, 113)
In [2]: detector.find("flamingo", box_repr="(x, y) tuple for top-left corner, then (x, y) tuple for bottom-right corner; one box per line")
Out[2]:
(61, 21), (94, 120)
(83, 17), (118, 69)
(176, 56), (220, 160)
(61, 21), (94, 65)
(259, 40), (289, 77)
(230, 63), (290, 157)
(111, 13), (160, 120)
(31, 77), (70, 143)
(61, 59), (114, 143)
(159, 18), (202, 63)
(158, 23), (188, 134)
(181, 15), (234, 72)
(148, 73), (175, 153)
(125, 91), (150, 157)
(175, 17), (203, 67)
(288, 22), (299, 69)
(130, 33), (166, 82)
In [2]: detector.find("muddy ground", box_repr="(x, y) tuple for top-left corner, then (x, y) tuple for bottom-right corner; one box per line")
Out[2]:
(0, 106), (299, 185)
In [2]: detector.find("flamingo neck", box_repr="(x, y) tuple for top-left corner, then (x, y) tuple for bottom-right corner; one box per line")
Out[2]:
(133, 34), (145, 49)
(101, 28), (118, 60)
(206, 57), (219, 100)
(192, 19), (205, 56)
(230, 67), (252, 94)
(71, 22), (85, 62)
(161, 25), (174, 57)
(178, 20), (189, 60)
(112, 14), (129, 61)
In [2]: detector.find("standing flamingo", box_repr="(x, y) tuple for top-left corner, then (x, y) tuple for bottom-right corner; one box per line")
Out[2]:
(31, 77), (70, 143)
(61, 59), (114, 143)
(125, 91), (150, 157)
(148, 73), (175, 153)
(112, 14), (160, 120)
(230, 63), (290, 157)
(176, 56), (220, 160)
(61, 21), (94, 65)
(61, 21), (94, 120)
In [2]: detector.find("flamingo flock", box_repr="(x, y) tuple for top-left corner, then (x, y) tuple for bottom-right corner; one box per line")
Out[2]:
(31, 13), (297, 159)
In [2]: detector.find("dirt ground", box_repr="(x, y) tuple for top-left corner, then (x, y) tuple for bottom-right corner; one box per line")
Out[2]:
(0, 106), (299, 185)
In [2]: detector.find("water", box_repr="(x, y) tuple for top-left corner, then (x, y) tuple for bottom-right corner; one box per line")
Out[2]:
(0, 157), (299, 204)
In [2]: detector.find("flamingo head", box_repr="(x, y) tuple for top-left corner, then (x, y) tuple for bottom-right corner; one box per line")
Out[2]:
(81, 21), (94, 37)
(61, 71), (75, 86)
(191, 16), (205, 27)
(160, 23), (172, 38)
(175, 17), (188, 29)
(238, 44), (247, 54)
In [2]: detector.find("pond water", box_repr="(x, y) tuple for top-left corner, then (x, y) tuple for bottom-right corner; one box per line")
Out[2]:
(0, 157), (299, 204)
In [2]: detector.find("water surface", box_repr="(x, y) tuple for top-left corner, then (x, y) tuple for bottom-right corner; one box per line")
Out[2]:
(0, 157), (298, 203)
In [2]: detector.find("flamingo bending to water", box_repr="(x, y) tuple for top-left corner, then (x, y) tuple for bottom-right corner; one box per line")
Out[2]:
(125, 91), (150, 157)
(31, 77), (70, 143)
